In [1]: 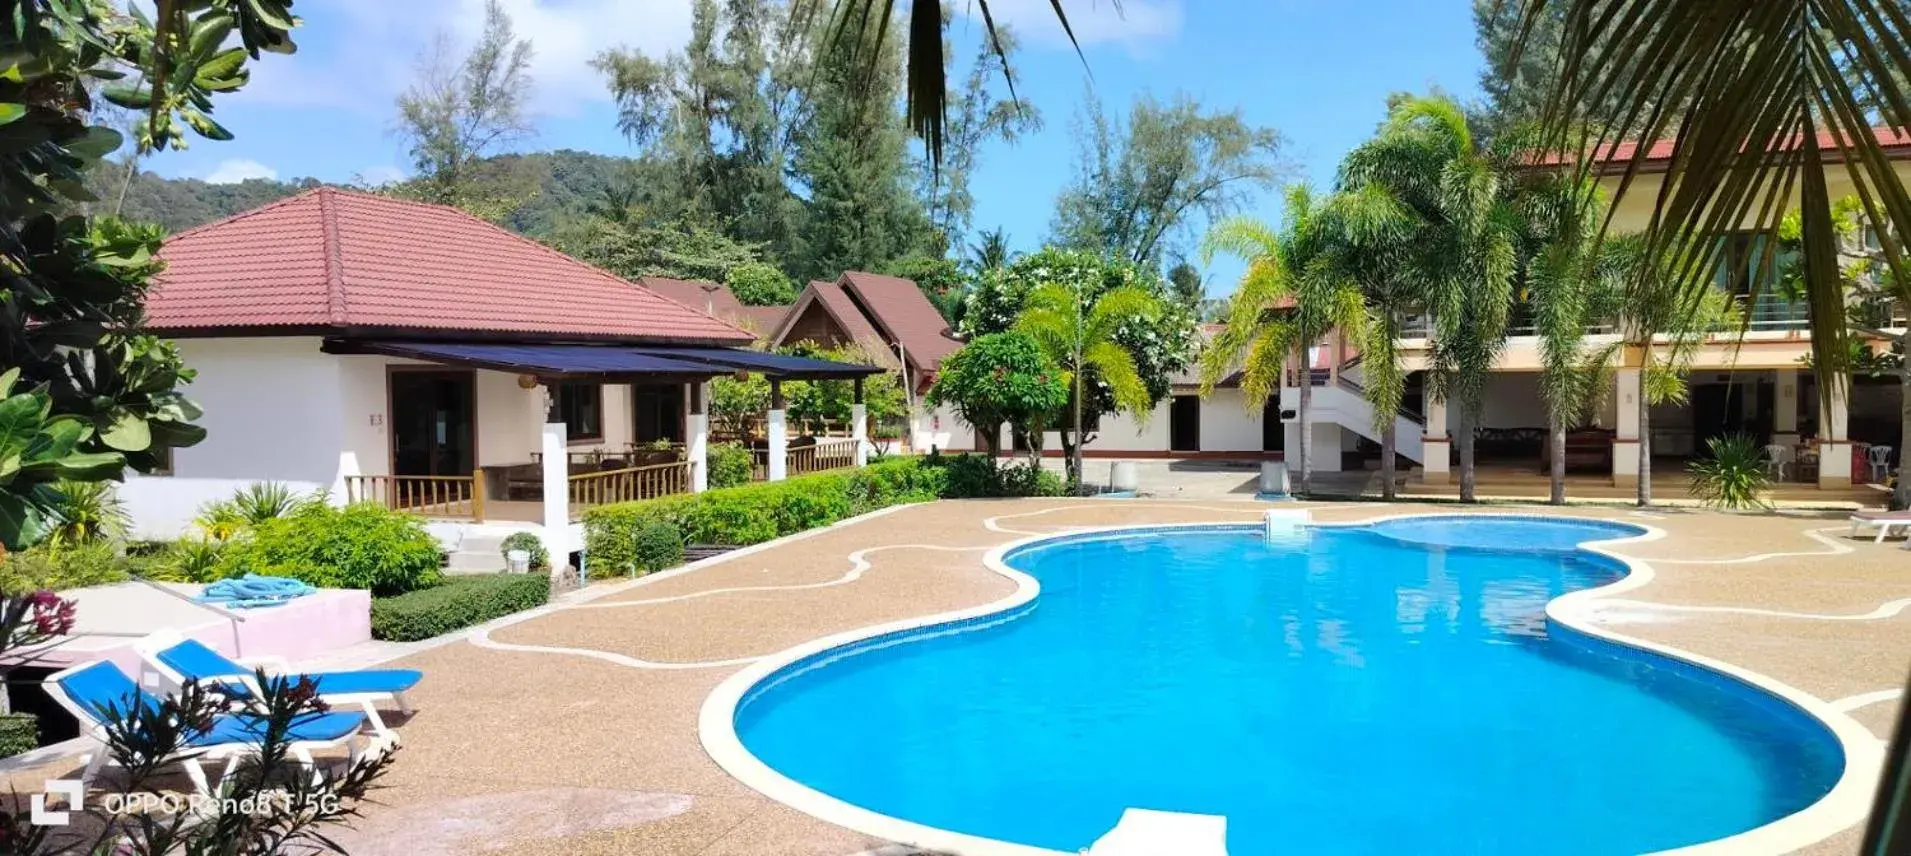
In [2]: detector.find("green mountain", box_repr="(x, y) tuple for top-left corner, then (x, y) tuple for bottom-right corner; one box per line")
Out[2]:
(90, 149), (637, 238)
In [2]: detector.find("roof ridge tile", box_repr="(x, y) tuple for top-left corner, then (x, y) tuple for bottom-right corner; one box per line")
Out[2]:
(318, 187), (349, 324)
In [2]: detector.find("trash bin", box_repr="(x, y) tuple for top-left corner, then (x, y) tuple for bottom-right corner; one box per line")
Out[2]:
(1853, 443), (1872, 483)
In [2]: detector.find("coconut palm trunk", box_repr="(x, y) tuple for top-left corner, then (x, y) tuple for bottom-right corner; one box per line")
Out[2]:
(1296, 366), (1313, 496)
(1637, 346), (1654, 507)
(1380, 421), (1397, 500)
(1068, 367), (1085, 490)
(1549, 418), (1568, 505)
(1458, 411), (1478, 502)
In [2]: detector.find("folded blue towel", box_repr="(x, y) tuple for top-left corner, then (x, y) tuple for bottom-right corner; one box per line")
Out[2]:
(199, 574), (317, 608)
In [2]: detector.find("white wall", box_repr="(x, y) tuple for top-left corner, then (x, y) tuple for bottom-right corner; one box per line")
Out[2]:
(1198, 389), (1270, 452)
(122, 337), (347, 539)
(124, 338), (641, 539)
(1045, 400), (1172, 453)
(910, 403), (976, 453)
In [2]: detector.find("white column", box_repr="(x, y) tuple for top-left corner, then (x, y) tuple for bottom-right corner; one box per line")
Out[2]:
(852, 403), (869, 466)
(540, 419), (569, 572)
(767, 379), (788, 481)
(1819, 373), (1853, 487)
(1613, 367), (1642, 487)
(687, 381), (709, 493)
(1421, 396), (1450, 484)
(1774, 368), (1800, 445)
(852, 376), (870, 466)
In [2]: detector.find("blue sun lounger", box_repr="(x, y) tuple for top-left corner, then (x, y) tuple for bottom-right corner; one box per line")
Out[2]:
(134, 630), (421, 740)
(45, 660), (372, 797)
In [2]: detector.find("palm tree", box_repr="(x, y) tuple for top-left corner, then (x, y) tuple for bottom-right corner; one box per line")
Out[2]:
(1514, 0), (1911, 429)
(968, 227), (1012, 275)
(1015, 279), (1161, 490)
(1339, 96), (1520, 502)
(1608, 238), (1740, 506)
(1514, 172), (1627, 504)
(1199, 190), (1370, 497)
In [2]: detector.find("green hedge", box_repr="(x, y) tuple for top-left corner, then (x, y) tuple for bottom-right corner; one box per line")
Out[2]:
(216, 503), (444, 596)
(585, 457), (946, 575)
(370, 573), (550, 641)
(0, 713), (37, 757)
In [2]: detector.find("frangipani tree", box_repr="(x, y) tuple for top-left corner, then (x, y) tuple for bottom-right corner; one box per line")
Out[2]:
(926, 331), (1067, 463)
(1199, 189), (1370, 497)
(1015, 279), (1162, 488)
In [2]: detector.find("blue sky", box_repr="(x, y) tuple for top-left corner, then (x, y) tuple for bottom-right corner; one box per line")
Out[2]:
(145, 0), (1487, 293)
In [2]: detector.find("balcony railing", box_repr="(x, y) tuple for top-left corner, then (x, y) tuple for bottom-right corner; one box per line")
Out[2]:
(788, 438), (859, 476)
(345, 473), (485, 521)
(568, 461), (691, 507)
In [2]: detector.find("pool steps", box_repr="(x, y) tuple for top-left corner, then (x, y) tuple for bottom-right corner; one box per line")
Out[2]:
(1085, 808), (1228, 856)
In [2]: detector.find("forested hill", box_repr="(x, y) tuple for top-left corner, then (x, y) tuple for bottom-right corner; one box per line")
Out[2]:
(89, 149), (634, 237)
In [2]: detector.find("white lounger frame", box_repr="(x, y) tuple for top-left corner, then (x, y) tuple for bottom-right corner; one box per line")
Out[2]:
(132, 629), (410, 741)
(1848, 513), (1911, 543)
(43, 660), (376, 801)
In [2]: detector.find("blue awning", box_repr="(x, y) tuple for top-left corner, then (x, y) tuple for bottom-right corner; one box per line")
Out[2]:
(627, 347), (886, 379)
(324, 340), (883, 380)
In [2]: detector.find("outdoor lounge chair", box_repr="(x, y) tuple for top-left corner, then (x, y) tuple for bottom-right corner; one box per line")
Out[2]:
(1849, 509), (1911, 542)
(134, 630), (420, 740)
(45, 660), (372, 797)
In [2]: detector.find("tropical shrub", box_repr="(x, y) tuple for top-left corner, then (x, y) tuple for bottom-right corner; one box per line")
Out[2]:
(215, 504), (444, 596)
(631, 519), (684, 575)
(927, 454), (1064, 498)
(499, 531), (549, 571)
(1687, 434), (1774, 510)
(707, 442), (755, 489)
(146, 537), (227, 583)
(585, 458), (942, 572)
(0, 537), (136, 592)
(370, 573), (551, 642)
(195, 482), (315, 539)
(49, 481), (130, 543)
(0, 713), (37, 757)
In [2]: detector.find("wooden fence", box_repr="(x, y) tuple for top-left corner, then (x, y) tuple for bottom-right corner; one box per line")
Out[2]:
(568, 461), (692, 507)
(344, 473), (485, 521)
(787, 439), (859, 476)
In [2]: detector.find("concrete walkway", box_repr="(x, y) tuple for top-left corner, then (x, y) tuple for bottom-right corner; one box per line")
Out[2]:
(8, 499), (1907, 855)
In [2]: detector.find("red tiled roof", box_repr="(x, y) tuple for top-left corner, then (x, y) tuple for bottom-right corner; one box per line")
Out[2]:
(777, 280), (885, 347)
(637, 277), (790, 338)
(837, 271), (961, 375)
(150, 187), (754, 345)
(1533, 126), (1911, 172)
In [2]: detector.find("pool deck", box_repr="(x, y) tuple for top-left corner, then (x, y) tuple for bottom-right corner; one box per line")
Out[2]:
(9, 499), (1909, 855)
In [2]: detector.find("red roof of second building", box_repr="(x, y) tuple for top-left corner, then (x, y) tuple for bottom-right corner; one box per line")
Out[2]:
(838, 271), (961, 374)
(149, 187), (754, 345)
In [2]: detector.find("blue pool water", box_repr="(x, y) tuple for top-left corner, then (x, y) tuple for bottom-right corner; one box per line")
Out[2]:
(734, 517), (1844, 855)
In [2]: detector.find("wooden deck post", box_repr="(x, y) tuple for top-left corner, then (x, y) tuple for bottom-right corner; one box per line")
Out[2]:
(471, 467), (487, 522)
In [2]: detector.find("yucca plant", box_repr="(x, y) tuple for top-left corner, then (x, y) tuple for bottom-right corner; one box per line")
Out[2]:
(1687, 434), (1774, 510)
(194, 481), (314, 539)
(49, 480), (131, 543)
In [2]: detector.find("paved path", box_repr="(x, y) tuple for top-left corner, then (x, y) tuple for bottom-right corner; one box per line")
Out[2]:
(10, 499), (1908, 855)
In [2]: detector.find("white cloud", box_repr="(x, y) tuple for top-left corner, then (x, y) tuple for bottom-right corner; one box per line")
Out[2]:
(956, 0), (1183, 51)
(236, 0), (695, 117)
(203, 158), (279, 184)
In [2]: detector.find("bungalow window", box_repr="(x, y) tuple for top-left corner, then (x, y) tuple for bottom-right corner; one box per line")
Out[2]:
(558, 383), (603, 441)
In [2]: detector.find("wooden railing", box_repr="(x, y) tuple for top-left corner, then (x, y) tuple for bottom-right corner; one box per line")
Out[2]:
(568, 461), (691, 507)
(344, 472), (485, 521)
(788, 439), (859, 476)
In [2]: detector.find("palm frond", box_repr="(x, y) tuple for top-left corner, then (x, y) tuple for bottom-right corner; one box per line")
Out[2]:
(1084, 340), (1151, 416)
(1519, 0), (1911, 418)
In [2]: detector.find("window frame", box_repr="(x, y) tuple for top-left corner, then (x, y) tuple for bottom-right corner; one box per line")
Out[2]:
(558, 382), (604, 443)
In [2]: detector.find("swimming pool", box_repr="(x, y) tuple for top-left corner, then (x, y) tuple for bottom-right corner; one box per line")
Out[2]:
(723, 516), (1847, 855)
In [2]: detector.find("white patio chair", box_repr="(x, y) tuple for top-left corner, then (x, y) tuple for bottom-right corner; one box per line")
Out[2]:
(1868, 445), (1894, 483)
(1763, 444), (1793, 481)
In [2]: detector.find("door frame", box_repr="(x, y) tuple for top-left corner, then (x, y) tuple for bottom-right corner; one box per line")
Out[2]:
(1169, 394), (1202, 453)
(385, 365), (480, 476)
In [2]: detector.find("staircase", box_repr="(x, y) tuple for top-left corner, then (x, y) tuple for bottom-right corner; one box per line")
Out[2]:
(1292, 365), (1427, 464)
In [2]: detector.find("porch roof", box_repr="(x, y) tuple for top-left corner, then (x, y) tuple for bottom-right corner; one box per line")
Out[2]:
(324, 340), (883, 381)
